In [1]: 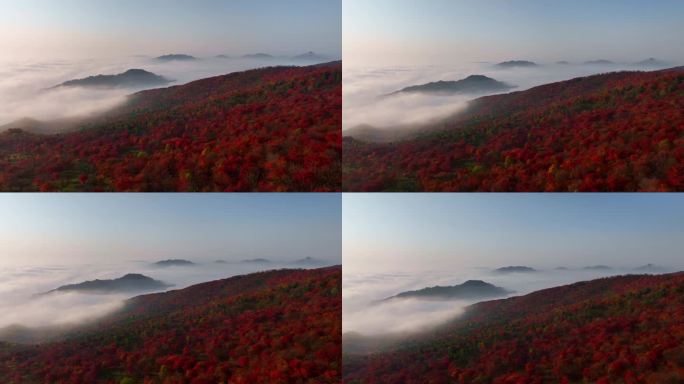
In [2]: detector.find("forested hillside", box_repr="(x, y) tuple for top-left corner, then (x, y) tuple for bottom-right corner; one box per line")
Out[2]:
(344, 67), (684, 191)
(0, 62), (341, 192)
(0, 267), (341, 383)
(344, 272), (684, 383)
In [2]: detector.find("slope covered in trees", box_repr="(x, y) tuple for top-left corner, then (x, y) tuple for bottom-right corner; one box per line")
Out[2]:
(0, 62), (341, 191)
(0, 266), (341, 383)
(343, 272), (684, 383)
(344, 67), (684, 191)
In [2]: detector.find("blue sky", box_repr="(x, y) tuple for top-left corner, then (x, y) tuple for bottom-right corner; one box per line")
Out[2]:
(344, 194), (684, 271)
(0, 0), (341, 59)
(344, 0), (684, 66)
(0, 194), (341, 265)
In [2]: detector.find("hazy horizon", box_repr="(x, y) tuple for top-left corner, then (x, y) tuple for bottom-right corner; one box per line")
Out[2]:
(0, 0), (341, 127)
(344, 0), (684, 67)
(1, 0), (341, 61)
(0, 194), (341, 266)
(0, 194), (341, 332)
(343, 0), (684, 132)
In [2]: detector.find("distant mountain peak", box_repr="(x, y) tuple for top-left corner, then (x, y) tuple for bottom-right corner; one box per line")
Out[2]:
(384, 279), (512, 301)
(584, 59), (615, 65)
(495, 266), (537, 274)
(155, 54), (197, 62)
(53, 69), (172, 89)
(293, 52), (329, 61)
(243, 53), (274, 59)
(496, 60), (538, 68)
(392, 75), (515, 96)
(153, 259), (195, 267)
(45, 273), (170, 294)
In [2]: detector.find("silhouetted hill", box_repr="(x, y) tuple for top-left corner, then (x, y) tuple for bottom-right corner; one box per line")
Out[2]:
(384, 280), (512, 301)
(635, 58), (668, 68)
(634, 263), (666, 273)
(391, 75), (515, 96)
(496, 60), (538, 68)
(53, 69), (172, 89)
(344, 67), (684, 191)
(155, 54), (197, 62)
(293, 51), (329, 61)
(495, 266), (537, 274)
(292, 257), (330, 266)
(243, 53), (274, 59)
(153, 259), (194, 267)
(0, 267), (341, 383)
(583, 265), (612, 271)
(45, 273), (170, 294)
(585, 59), (615, 65)
(344, 272), (684, 383)
(240, 258), (272, 264)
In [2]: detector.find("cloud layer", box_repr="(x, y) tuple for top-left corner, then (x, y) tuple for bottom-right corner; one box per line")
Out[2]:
(0, 259), (332, 334)
(343, 265), (678, 336)
(343, 61), (677, 132)
(0, 55), (331, 127)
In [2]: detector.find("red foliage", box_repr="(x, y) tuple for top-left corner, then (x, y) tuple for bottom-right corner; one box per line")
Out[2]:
(0, 267), (341, 383)
(0, 63), (341, 191)
(343, 273), (684, 383)
(344, 68), (684, 191)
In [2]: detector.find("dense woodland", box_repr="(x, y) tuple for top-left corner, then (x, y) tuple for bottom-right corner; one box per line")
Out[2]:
(0, 267), (341, 383)
(0, 63), (341, 191)
(344, 68), (684, 191)
(343, 273), (684, 383)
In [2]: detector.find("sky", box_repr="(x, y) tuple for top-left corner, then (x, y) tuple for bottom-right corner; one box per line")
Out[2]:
(344, 194), (684, 273)
(344, 0), (684, 67)
(0, 0), (341, 60)
(0, 194), (342, 266)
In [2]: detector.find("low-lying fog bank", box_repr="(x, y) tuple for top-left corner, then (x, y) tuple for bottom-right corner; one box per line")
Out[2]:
(0, 258), (334, 342)
(342, 60), (678, 135)
(343, 265), (681, 337)
(0, 55), (333, 128)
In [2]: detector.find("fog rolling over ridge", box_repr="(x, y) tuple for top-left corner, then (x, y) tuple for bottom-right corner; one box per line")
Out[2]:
(0, 257), (336, 340)
(343, 0), (684, 137)
(0, 54), (337, 129)
(0, 194), (342, 342)
(343, 59), (677, 136)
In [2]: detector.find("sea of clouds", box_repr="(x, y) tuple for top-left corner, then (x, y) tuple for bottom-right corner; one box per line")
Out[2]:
(343, 264), (680, 336)
(343, 60), (677, 133)
(0, 258), (333, 334)
(0, 55), (329, 127)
